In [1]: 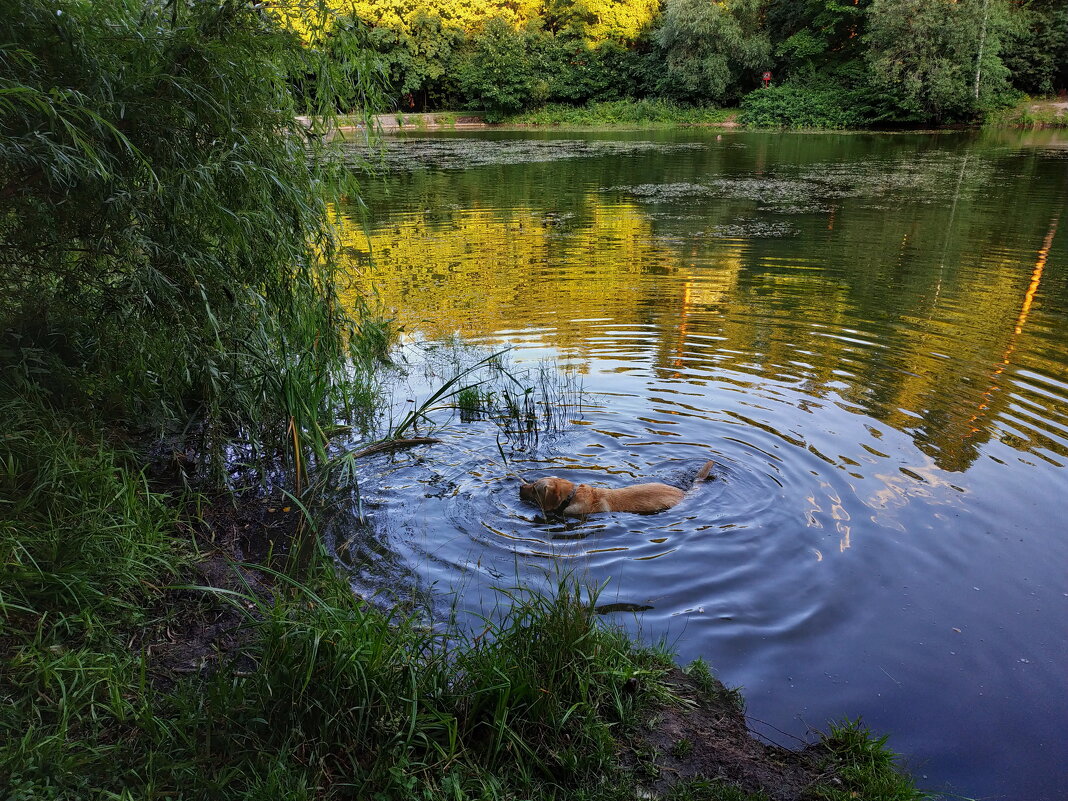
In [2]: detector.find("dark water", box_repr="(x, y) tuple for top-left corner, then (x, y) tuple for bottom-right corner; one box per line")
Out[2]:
(334, 128), (1068, 801)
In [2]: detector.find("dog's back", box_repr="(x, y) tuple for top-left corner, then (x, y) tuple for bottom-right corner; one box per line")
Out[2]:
(597, 482), (686, 513)
(520, 459), (715, 516)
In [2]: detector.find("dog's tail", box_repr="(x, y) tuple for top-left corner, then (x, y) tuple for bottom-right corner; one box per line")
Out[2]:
(693, 460), (715, 485)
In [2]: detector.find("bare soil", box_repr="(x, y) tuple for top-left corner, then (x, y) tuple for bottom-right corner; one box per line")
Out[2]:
(625, 668), (835, 800)
(133, 487), (302, 683)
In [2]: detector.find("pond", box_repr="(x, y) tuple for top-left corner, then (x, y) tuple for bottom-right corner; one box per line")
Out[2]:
(334, 127), (1068, 801)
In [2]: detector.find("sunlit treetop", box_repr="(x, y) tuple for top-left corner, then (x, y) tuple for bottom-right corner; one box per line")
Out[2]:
(270, 0), (534, 38)
(542, 0), (663, 41)
(269, 0), (661, 42)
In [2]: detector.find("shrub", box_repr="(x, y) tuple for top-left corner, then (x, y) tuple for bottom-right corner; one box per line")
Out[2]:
(739, 85), (890, 128)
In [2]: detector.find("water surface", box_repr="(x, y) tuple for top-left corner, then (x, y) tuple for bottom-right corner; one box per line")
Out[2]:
(335, 128), (1068, 801)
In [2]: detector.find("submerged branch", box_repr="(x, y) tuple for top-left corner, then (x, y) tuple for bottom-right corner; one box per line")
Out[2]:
(349, 437), (441, 459)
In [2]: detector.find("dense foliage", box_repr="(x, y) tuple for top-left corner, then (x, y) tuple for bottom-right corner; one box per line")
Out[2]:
(1, 0), (380, 476)
(305, 0), (1067, 126)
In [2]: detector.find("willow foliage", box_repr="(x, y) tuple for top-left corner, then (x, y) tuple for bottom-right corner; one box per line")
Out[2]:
(655, 0), (771, 104)
(0, 0), (381, 473)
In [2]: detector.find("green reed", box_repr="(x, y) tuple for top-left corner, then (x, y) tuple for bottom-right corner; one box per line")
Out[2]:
(414, 345), (585, 451)
(1, 0), (384, 488)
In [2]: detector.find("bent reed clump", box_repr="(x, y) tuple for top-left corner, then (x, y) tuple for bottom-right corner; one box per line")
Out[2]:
(2, 2), (927, 799)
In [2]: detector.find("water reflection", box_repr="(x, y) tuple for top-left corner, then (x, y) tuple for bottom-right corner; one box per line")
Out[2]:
(332, 129), (1068, 801)
(338, 138), (1068, 474)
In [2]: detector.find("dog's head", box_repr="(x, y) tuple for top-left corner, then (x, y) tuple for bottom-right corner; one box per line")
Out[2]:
(519, 476), (575, 514)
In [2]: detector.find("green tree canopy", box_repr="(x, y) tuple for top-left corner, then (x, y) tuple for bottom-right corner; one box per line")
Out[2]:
(1003, 0), (1068, 95)
(866, 0), (1016, 121)
(765, 0), (872, 80)
(654, 0), (771, 104)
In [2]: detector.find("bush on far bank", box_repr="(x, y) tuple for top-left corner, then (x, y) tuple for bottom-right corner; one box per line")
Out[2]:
(739, 85), (896, 129)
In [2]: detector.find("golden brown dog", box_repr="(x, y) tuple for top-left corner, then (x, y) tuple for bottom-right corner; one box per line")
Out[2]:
(520, 460), (714, 516)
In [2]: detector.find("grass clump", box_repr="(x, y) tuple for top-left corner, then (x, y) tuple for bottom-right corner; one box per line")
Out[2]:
(685, 657), (746, 714)
(457, 384), (493, 422)
(0, 399), (179, 635)
(455, 584), (674, 776)
(811, 719), (929, 801)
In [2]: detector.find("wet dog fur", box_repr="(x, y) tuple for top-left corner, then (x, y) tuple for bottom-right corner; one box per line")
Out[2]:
(520, 460), (714, 516)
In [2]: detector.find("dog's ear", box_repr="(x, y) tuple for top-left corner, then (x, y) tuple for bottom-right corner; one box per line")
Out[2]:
(533, 478), (571, 512)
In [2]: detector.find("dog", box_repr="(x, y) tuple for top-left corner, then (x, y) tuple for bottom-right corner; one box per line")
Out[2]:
(520, 460), (714, 516)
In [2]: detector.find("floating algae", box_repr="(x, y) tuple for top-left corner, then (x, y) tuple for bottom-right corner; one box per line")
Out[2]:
(355, 137), (704, 171)
(708, 218), (798, 238)
(605, 182), (717, 201)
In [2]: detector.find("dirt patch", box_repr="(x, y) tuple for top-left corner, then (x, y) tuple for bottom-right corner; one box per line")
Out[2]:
(626, 668), (835, 801)
(1029, 100), (1068, 115)
(132, 483), (307, 684)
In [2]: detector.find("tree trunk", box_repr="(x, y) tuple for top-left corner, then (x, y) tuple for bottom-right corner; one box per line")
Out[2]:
(973, 0), (991, 101)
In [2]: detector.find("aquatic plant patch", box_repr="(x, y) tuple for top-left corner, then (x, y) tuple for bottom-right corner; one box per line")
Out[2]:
(351, 137), (705, 171)
(607, 177), (841, 214)
(604, 151), (996, 218)
(708, 219), (799, 238)
(607, 182), (719, 201)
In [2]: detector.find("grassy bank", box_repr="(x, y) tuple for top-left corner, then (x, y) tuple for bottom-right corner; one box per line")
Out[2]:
(0, 402), (930, 799)
(503, 99), (736, 127)
(985, 97), (1068, 128)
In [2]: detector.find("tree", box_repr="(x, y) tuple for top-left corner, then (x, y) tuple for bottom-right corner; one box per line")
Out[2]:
(866, 0), (1016, 121)
(654, 0), (771, 104)
(338, 13), (463, 107)
(542, 0), (661, 42)
(765, 0), (872, 80)
(1002, 0), (1068, 95)
(454, 18), (541, 118)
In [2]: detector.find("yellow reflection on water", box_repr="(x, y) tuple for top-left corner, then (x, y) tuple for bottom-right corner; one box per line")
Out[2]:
(336, 196), (699, 351)
(334, 180), (1068, 473)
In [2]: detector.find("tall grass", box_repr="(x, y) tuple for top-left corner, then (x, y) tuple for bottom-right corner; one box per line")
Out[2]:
(0, 398), (178, 633)
(1, 543), (676, 800)
(812, 720), (930, 801)
(1, 0), (385, 486)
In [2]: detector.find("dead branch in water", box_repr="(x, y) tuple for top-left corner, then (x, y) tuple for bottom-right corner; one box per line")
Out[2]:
(350, 437), (441, 459)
